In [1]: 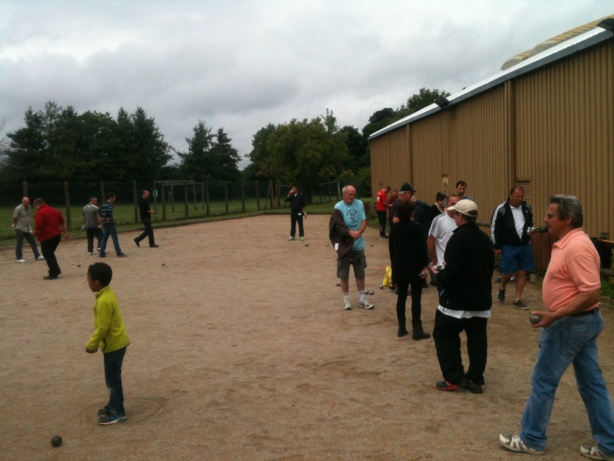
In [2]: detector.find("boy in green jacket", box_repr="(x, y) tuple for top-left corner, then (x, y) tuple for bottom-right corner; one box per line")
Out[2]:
(85, 262), (130, 425)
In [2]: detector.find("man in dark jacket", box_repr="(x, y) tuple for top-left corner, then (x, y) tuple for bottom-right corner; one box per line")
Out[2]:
(286, 186), (306, 241)
(493, 187), (535, 309)
(433, 199), (494, 394)
(134, 190), (159, 248)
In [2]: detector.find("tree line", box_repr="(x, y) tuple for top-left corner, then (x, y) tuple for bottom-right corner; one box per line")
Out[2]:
(0, 88), (449, 197)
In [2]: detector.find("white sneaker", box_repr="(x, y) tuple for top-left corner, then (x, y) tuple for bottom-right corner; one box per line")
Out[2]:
(580, 445), (614, 460)
(36, 256), (45, 261)
(359, 299), (374, 310)
(499, 433), (545, 455)
(17, 259), (26, 263)
(343, 299), (352, 310)
(88, 252), (93, 255)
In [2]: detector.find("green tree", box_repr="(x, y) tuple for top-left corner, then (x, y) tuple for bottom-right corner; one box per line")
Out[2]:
(397, 87), (451, 118)
(208, 128), (241, 180)
(178, 120), (214, 181)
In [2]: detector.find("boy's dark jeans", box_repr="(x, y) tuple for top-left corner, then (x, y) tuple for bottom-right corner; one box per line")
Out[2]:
(103, 346), (127, 414)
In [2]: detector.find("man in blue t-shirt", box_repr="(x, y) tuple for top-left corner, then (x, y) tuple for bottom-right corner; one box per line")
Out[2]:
(330, 185), (374, 311)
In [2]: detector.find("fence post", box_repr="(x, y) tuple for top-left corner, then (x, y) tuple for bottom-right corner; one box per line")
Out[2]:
(224, 181), (229, 215)
(205, 180), (210, 216)
(161, 182), (167, 221)
(184, 182), (189, 219)
(132, 180), (138, 223)
(64, 181), (72, 227)
(256, 181), (260, 211)
(241, 180), (246, 212)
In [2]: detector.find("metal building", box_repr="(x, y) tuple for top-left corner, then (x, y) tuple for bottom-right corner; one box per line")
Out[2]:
(369, 16), (614, 240)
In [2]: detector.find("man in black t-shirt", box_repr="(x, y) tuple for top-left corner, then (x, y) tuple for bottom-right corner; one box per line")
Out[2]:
(134, 190), (159, 248)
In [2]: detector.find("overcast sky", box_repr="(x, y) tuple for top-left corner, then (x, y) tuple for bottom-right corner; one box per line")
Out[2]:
(1, 1), (612, 168)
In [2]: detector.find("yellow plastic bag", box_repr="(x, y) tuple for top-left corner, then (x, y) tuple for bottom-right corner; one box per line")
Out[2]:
(381, 266), (393, 288)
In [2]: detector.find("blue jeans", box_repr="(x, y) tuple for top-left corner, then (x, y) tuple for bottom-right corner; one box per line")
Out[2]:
(520, 312), (614, 455)
(15, 229), (40, 260)
(99, 223), (122, 256)
(103, 346), (127, 414)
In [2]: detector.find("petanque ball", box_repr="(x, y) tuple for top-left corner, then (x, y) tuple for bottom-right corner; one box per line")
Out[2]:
(51, 435), (62, 447)
(162, 263), (165, 266)
(529, 314), (541, 325)
(336, 282), (341, 287)
(305, 244), (309, 247)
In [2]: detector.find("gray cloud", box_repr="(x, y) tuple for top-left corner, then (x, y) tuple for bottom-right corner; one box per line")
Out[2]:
(1, 0), (611, 166)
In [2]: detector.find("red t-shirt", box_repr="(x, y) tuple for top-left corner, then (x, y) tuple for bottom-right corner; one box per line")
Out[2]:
(35, 204), (65, 242)
(376, 189), (388, 211)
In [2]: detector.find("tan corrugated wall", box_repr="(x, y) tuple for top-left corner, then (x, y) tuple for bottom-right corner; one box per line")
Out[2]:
(514, 40), (613, 237)
(371, 39), (613, 238)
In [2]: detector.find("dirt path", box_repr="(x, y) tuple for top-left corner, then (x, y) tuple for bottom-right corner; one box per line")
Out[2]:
(1, 214), (612, 460)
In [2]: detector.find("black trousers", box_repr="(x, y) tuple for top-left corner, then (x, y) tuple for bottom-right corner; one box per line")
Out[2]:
(41, 234), (61, 277)
(86, 227), (102, 253)
(135, 218), (155, 246)
(396, 281), (423, 332)
(290, 212), (304, 237)
(377, 210), (387, 236)
(433, 310), (488, 385)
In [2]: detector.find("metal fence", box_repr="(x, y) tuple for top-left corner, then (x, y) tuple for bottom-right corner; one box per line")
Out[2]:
(0, 179), (366, 227)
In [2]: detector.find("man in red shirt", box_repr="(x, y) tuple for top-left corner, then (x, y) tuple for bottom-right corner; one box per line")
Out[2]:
(376, 185), (391, 239)
(33, 198), (70, 280)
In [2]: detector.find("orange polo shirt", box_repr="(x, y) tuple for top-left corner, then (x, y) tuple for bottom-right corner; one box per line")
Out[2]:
(543, 228), (601, 312)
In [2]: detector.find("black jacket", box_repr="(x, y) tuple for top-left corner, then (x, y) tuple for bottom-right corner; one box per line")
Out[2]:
(389, 220), (428, 285)
(329, 209), (354, 259)
(438, 222), (494, 311)
(286, 193), (305, 213)
(493, 201), (533, 249)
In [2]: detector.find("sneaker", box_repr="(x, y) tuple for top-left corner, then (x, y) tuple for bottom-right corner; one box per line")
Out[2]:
(117, 253), (128, 257)
(88, 252), (94, 255)
(17, 259), (26, 263)
(99, 253), (106, 258)
(512, 300), (529, 310)
(43, 275), (58, 280)
(497, 288), (505, 303)
(580, 445), (614, 460)
(150, 244), (159, 248)
(461, 379), (483, 394)
(36, 256), (45, 261)
(499, 433), (545, 455)
(398, 329), (409, 338)
(288, 236), (295, 241)
(300, 237), (304, 241)
(436, 380), (459, 391)
(133, 238), (140, 247)
(379, 235), (389, 239)
(98, 412), (127, 425)
(359, 299), (374, 310)
(343, 299), (352, 310)
(97, 408), (108, 417)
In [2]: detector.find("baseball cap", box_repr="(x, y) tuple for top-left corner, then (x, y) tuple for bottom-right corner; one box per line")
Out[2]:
(399, 183), (416, 193)
(447, 199), (478, 217)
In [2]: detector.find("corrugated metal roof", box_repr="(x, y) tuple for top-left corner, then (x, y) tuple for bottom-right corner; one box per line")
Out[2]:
(502, 15), (614, 69)
(369, 20), (614, 141)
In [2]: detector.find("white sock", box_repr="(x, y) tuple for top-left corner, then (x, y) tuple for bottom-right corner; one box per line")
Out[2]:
(359, 290), (366, 301)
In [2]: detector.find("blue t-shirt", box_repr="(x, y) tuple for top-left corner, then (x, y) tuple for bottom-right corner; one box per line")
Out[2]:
(334, 199), (366, 251)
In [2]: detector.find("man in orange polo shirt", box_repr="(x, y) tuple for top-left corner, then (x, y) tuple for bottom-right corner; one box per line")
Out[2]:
(34, 198), (70, 280)
(500, 194), (614, 459)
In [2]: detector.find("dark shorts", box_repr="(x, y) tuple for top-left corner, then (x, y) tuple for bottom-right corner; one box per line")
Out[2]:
(500, 243), (535, 274)
(337, 250), (367, 280)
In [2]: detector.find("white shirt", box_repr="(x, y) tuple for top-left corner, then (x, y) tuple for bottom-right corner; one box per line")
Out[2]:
(428, 213), (457, 266)
(510, 205), (525, 239)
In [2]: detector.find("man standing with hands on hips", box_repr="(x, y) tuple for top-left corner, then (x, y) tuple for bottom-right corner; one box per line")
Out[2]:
(500, 194), (614, 459)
